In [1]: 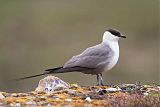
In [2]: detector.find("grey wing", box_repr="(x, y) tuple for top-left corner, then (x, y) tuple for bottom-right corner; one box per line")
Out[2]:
(63, 44), (113, 69)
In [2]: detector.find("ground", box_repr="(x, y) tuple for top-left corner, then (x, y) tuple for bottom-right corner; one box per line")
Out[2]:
(0, 83), (159, 107)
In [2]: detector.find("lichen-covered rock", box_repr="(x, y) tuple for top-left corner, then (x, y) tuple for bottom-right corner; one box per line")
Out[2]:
(35, 76), (69, 93)
(0, 93), (5, 99)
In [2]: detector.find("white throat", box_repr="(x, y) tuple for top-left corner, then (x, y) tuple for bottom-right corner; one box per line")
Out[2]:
(102, 31), (119, 52)
(102, 31), (120, 71)
(102, 31), (119, 42)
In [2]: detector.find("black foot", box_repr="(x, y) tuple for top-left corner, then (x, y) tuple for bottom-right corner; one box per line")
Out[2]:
(96, 83), (105, 86)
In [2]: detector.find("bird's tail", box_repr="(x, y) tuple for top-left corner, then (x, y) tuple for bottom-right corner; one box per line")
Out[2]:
(15, 66), (63, 81)
(15, 72), (48, 80)
(45, 66), (92, 73)
(16, 66), (92, 81)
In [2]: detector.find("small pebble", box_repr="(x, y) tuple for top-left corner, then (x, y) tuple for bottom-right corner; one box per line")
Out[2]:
(105, 87), (121, 92)
(10, 103), (21, 107)
(0, 102), (5, 106)
(65, 98), (72, 102)
(85, 97), (92, 102)
(0, 93), (5, 99)
(25, 101), (37, 106)
(66, 89), (76, 94)
(15, 103), (21, 107)
(158, 86), (160, 90)
(143, 92), (149, 96)
(11, 93), (18, 97)
(55, 98), (60, 100)
(47, 103), (52, 106)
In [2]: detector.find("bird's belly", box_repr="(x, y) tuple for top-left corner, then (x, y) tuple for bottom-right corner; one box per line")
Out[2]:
(80, 55), (119, 75)
(104, 55), (119, 71)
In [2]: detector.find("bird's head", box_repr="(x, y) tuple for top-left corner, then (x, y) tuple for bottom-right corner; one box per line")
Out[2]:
(103, 28), (126, 42)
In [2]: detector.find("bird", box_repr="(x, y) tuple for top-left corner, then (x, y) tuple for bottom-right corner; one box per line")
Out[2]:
(17, 28), (126, 86)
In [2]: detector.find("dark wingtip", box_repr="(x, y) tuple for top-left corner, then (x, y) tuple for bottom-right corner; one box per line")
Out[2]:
(45, 66), (63, 72)
(45, 69), (50, 71)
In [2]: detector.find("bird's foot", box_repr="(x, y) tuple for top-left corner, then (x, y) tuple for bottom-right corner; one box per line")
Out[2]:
(96, 83), (105, 86)
(96, 83), (113, 87)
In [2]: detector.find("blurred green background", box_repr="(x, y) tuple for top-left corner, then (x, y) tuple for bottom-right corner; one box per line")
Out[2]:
(0, 0), (159, 92)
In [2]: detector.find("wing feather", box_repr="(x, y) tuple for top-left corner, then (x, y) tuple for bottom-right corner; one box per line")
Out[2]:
(64, 43), (113, 68)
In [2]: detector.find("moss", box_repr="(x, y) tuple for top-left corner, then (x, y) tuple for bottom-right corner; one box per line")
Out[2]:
(0, 84), (159, 106)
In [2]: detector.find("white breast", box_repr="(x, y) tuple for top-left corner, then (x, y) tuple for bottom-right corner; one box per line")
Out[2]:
(104, 41), (119, 71)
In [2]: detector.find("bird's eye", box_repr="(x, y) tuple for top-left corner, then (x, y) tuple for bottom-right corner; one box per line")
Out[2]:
(115, 32), (119, 35)
(113, 32), (120, 36)
(107, 29), (121, 37)
(116, 33), (121, 36)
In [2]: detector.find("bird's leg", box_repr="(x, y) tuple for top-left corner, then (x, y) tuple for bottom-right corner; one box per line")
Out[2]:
(99, 73), (104, 86)
(96, 74), (101, 86)
(96, 73), (104, 86)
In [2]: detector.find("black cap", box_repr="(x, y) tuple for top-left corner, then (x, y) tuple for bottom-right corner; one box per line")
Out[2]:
(107, 28), (126, 38)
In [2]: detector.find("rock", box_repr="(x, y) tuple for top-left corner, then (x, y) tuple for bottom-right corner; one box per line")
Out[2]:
(15, 103), (21, 107)
(35, 76), (69, 93)
(0, 93), (5, 99)
(55, 98), (60, 100)
(25, 101), (37, 106)
(143, 92), (149, 96)
(85, 97), (92, 102)
(105, 87), (122, 92)
(65, 98), (72, 102)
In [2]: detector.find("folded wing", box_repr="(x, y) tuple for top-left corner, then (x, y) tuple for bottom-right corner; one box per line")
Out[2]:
(63, 44), (113, 69)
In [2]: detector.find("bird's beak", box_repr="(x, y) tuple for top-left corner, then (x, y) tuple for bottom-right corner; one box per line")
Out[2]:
(120, 35), (126, 38)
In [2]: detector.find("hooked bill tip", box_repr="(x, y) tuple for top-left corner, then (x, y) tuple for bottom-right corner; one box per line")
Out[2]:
(120, 35), (126, 38)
